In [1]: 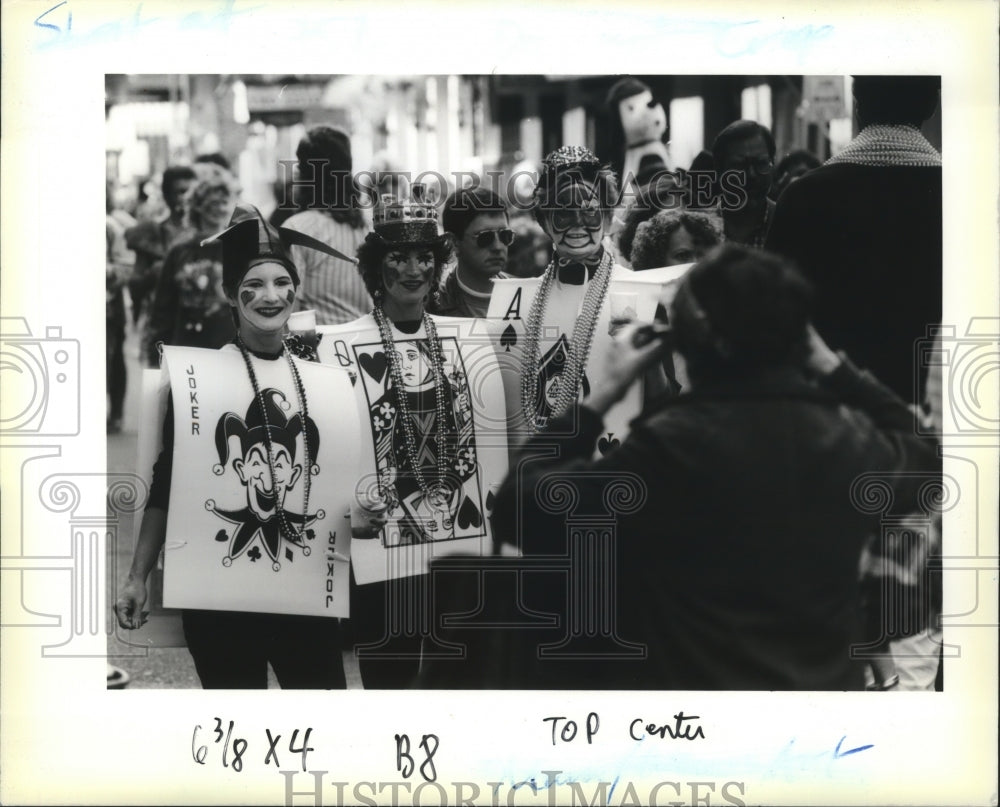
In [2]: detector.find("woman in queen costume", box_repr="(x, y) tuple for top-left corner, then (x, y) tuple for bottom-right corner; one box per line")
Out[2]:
(114, 204), (360, 689)
(318, 185), (507, 688)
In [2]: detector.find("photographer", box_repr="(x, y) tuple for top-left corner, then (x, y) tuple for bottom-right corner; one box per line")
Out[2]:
(493, 243), (940, 690)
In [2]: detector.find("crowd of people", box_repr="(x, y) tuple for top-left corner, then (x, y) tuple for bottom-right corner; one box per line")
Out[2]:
(113, 74), (943, 693)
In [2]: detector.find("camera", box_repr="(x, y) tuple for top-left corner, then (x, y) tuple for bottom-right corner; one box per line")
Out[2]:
(0, 318), (80, 435)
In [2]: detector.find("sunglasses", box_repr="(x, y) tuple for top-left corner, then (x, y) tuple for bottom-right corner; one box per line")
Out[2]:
(473, 228), (515, 248)
(550, 206), (604, 231)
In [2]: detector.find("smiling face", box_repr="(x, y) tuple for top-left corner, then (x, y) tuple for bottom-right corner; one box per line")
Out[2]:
(230, 261), (296, 338)
(234, 442), (302, 521)
(542, 178), (609, 261)
(381, 246), (435, 312)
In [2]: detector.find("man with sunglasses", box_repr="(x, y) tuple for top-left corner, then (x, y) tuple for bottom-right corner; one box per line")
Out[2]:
(432, 186), (513, 318)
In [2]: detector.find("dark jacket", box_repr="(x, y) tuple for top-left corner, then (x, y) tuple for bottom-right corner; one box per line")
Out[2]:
(146, 236), (235, 365)
(765, 162), (942, 403)
(488, 359), (939, 690)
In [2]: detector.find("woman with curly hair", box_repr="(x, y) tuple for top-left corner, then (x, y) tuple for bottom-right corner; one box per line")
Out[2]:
(323, 185), (467, 688)
(145, 163), (241, 365)
(630, 209), (724, 271)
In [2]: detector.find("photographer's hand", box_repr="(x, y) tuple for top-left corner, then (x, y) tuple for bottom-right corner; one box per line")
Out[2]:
(585, 322), (671, 417)
(803, 323), (843, 377)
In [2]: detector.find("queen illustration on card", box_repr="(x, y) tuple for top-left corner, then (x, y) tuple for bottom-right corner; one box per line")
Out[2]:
(356, 336), (484, 547)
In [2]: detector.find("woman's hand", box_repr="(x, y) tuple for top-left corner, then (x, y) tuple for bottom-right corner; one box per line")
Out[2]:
(114, 577), (149, 630)
(350, 498), (390, 540)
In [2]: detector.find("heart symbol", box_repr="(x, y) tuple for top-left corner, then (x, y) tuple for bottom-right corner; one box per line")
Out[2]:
(214, 529), (228, 542)
(457, 494), (482, 529)
(358, 351), (388, 384)
(485, 489), (496, 514)
(597, 433), (620, 456)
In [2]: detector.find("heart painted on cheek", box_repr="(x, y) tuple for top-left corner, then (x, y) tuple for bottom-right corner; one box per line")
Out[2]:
(240, 290), (255, 306)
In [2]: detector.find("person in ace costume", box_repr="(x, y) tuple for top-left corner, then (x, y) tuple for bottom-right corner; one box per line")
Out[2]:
(114, 204), (357, 689)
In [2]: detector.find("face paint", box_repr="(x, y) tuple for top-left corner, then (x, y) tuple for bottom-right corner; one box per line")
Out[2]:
(233, 261), (296, 336)
(380, 248), (435, 315)
(543, 179), (608, 261)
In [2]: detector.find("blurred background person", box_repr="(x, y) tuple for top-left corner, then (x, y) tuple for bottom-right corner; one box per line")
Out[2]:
(431, 185), (512, 317)
(615, 172), (686, 267)
(106, 185), (135, 433)
(283, 126), (369, 326)
(629, 209), (724, 271)
(125, 165), (197, 328)
(711, 120), (776, 247)
(145, 163), (239, 365)
(769, 148), (821, 202)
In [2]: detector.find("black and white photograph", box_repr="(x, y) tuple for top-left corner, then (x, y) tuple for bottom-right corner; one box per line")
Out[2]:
(2, 2), (997, 805)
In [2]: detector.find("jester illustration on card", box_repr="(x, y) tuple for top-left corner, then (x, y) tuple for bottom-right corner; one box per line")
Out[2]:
(207, 387), (323, 571)
(354, 336), (485, 546)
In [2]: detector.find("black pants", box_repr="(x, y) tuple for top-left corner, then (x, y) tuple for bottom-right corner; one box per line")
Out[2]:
(106, 315), (126, 421)
(348, 574), (423, 689)
(182, 609), (346, 689)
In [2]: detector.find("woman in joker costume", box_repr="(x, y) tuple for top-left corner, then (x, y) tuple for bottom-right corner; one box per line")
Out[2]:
(114, 204), (359, 689)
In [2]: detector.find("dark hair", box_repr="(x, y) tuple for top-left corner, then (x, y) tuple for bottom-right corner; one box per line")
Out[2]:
(442, 186), (508, 239)
(711, 120), (777, 168)
(194, 152), (231, 171)
(774, 149), (820, 178)
(671, 244), (813, 379)
(356, 234), (454, 300)
(630, 210), (723, 271)
(295, 126), (365, 228)
(616, 172), (685, 262)
(852, 75), (940, 127)
(162, 165), (197, 197)
(531, 162), (620, 228)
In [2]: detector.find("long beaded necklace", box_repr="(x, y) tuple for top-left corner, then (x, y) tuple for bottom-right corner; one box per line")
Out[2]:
(372, 305), (452, 505)
(236, 336), (312, 544)
(519, 249), (614, 431)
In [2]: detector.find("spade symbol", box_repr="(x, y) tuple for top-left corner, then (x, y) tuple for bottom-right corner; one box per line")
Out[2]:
(457, 495), (483, 529)
(597, 432), (620, 456)
(247, 546), (262, 562)
(359, 351), (388, 384)
(214, 529), (228, 542)
(500, 324), (517, 352)
(485, 489), (496, 514)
